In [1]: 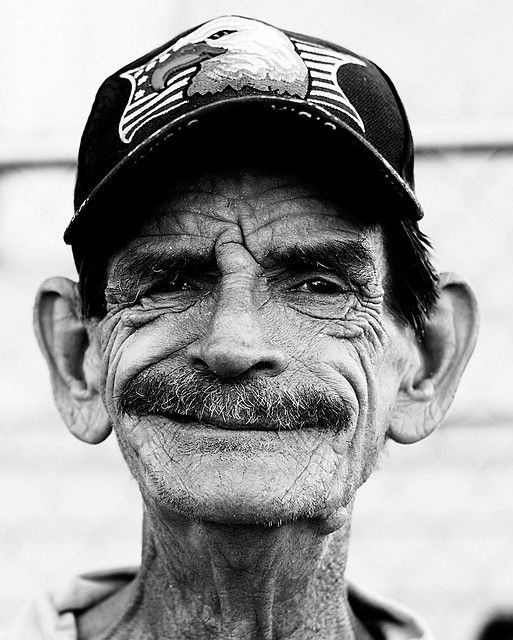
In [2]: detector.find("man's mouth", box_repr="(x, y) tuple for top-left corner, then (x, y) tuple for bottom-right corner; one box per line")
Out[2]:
(154, 411), (307, 432)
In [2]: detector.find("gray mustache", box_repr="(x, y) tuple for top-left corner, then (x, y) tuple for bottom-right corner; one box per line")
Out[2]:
(118, 367), (353, 432)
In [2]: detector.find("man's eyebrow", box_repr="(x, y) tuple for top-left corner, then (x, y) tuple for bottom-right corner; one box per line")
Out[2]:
(264, 240), (376, 280)
(108, 247), (216, 294)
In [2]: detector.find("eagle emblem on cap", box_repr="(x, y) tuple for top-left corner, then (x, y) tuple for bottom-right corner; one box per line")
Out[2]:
(118, 16), (366, 144)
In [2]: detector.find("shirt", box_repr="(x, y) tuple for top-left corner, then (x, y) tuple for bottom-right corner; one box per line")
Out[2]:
(1, 568), (434, 640)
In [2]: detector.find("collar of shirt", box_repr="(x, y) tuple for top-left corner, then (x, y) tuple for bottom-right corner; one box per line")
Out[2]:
(1, 567), (434, 640)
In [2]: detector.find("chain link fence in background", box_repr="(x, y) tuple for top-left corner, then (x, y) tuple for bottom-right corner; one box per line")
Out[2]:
(0, 147), (512, 640)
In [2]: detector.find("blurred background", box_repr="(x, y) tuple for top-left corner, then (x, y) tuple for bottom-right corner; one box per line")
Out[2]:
(0, 1), (512, 639)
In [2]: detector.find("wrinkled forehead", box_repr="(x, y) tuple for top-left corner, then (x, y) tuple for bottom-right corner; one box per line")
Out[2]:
(114, 163), (383, 262)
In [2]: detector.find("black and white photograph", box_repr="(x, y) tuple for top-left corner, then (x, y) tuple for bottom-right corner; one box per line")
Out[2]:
(0, 2), (512, 639)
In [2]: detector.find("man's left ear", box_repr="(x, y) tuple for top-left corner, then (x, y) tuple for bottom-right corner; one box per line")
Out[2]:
(34, 276), (111, 444)
(388, 272), (479, 444)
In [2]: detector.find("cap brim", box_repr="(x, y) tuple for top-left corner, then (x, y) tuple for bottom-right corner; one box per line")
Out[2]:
(64, 95), (423, 246)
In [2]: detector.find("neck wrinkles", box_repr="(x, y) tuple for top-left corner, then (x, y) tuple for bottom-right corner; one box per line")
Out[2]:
(107, 505), (362, 640)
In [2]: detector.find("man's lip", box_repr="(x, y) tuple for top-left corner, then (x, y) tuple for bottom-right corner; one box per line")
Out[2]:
(153, 411), (296, 431)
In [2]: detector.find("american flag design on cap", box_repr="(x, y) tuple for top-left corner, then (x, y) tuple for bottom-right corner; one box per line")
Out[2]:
(118, 16), (366, 144)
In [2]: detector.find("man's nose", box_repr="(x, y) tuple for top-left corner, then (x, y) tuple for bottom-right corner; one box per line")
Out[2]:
(186, 277), (288, 379)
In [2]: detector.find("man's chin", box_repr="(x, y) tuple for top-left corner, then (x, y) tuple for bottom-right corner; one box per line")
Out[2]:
(148, 483), (333, 527)
(139, 444), (341, 525)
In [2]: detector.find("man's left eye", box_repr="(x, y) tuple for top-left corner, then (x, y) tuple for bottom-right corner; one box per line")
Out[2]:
(149, 277), (195, 295)
(294, 279), (344, 294)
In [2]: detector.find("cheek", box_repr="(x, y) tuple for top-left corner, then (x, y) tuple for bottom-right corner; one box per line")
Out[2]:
(98, 304), (204, 411)
(282, 298), (390, 409)
(311, 314), (407, 486)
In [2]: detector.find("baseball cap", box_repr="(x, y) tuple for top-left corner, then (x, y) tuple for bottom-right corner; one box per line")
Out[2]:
(64, 15), (423, 247)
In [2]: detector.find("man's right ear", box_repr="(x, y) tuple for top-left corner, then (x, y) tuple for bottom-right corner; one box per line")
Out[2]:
(33, 277), (111, 444)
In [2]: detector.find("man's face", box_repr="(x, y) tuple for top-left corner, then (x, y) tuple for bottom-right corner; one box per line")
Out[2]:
(93, 165), (412, 526)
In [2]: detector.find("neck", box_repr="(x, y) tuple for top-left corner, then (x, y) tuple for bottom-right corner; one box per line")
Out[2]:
(86, 506), (365, 640)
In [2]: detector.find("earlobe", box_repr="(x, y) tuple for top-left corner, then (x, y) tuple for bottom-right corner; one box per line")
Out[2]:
(388, 272), (479, 444)
(34, 277), (111, 444)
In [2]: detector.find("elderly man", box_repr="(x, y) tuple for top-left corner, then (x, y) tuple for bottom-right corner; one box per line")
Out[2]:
(11, 15), (478, 640)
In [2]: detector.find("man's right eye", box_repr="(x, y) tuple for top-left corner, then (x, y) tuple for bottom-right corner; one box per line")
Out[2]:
(148, 277), (195, 294)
